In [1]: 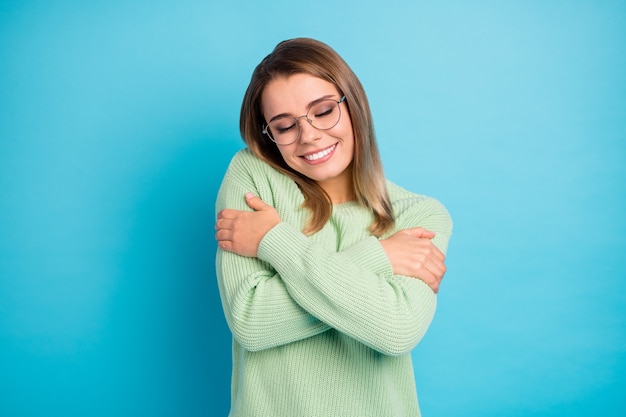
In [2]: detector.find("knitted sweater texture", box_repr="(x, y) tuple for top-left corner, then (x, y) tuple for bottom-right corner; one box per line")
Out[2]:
(215, 149), (452, 417)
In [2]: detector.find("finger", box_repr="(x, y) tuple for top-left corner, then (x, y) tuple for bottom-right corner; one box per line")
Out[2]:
(403, 227), (436, 239)
(414, 246), (446, 276)
(414, 271), (439, 293)
(424, 276), (439, 293)
(215, 218), (233, 231)
(414, 239), (445, 262)
(217, 240), (233, 252)
(427, 243), (445, 263)
(245, 192), (270, 211)
(215, 229), (233, 241)
(217, 209), (239, 220)
(407, 252), (446, 289)
(422, 268), (442, 293)
(423, 257), (446, 282)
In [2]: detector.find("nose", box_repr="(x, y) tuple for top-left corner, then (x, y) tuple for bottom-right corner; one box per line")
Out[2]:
(298, 117), (321, 144)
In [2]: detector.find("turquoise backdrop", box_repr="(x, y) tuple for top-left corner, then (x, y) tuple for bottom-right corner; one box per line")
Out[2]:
(1, 1), (624, 416)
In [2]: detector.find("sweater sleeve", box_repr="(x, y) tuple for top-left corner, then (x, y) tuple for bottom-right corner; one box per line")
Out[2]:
(216, 176), (331, 352)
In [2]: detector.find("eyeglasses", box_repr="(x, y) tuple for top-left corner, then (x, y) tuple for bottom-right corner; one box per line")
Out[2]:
(262, 96), (346, 145)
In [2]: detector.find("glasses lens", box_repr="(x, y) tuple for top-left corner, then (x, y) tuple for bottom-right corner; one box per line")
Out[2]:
(267, 117), (298, 145)
(308, 100), (341, 130)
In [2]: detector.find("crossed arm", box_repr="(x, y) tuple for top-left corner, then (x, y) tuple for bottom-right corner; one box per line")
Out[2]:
(216, 192), (447, 293)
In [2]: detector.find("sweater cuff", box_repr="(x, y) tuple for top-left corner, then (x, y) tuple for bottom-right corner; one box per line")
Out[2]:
(340, 236), (393, 277)
(257, 222), (309, 268)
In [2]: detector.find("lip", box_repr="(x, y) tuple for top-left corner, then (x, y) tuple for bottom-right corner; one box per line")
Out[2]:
(299, 143), (337, 164)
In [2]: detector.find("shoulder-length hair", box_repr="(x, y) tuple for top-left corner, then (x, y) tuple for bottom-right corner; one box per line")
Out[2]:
(240, 37), (394, 236)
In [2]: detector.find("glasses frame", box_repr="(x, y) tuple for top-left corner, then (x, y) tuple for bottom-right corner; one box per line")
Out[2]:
(262, 96), (346, 145)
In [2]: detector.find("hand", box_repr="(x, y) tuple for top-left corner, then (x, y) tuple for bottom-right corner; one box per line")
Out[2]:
(215, 193), (281, 257)
(379, 227), (447, 293)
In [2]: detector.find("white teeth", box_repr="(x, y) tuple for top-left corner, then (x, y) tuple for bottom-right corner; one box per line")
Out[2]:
(303, 144), (336, 161)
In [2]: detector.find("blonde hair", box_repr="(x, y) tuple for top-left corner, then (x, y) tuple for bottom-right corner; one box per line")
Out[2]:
(240, 38), (394, 236)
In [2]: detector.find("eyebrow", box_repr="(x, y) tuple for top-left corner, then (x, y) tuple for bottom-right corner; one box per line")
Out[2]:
(266, 94), (337, 123)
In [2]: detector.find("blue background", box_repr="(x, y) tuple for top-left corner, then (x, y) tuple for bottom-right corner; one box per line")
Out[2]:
(1, 0), (624, 416)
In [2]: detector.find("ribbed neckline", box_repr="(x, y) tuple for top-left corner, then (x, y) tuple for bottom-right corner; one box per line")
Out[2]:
(332, 200), (361, 209)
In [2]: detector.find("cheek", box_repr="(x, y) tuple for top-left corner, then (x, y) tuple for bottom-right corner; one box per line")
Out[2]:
(276, 145), (298, 166)
(341, 128), (356, 155)
(339, 116), (355, 147)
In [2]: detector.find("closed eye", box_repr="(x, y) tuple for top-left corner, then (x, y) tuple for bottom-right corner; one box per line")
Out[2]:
(276, 124), (296, 133)
(271, 118), (297, 133)
(312, 104), (336, 119)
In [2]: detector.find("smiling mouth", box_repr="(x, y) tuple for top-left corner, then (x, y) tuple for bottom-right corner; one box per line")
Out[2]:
(302, 143), (337, 161)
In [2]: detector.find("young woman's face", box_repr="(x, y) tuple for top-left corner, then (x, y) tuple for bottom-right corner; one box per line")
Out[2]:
(261, 73), (355, 202)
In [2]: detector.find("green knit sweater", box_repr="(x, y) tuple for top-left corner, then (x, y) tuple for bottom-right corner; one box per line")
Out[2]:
(215, 149), (452, 417)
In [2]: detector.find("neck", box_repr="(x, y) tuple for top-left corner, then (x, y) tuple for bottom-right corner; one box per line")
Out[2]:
(318, 169), (355, 204)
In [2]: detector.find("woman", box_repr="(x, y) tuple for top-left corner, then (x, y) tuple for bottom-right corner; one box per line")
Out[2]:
(215, 38), (452, 417)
